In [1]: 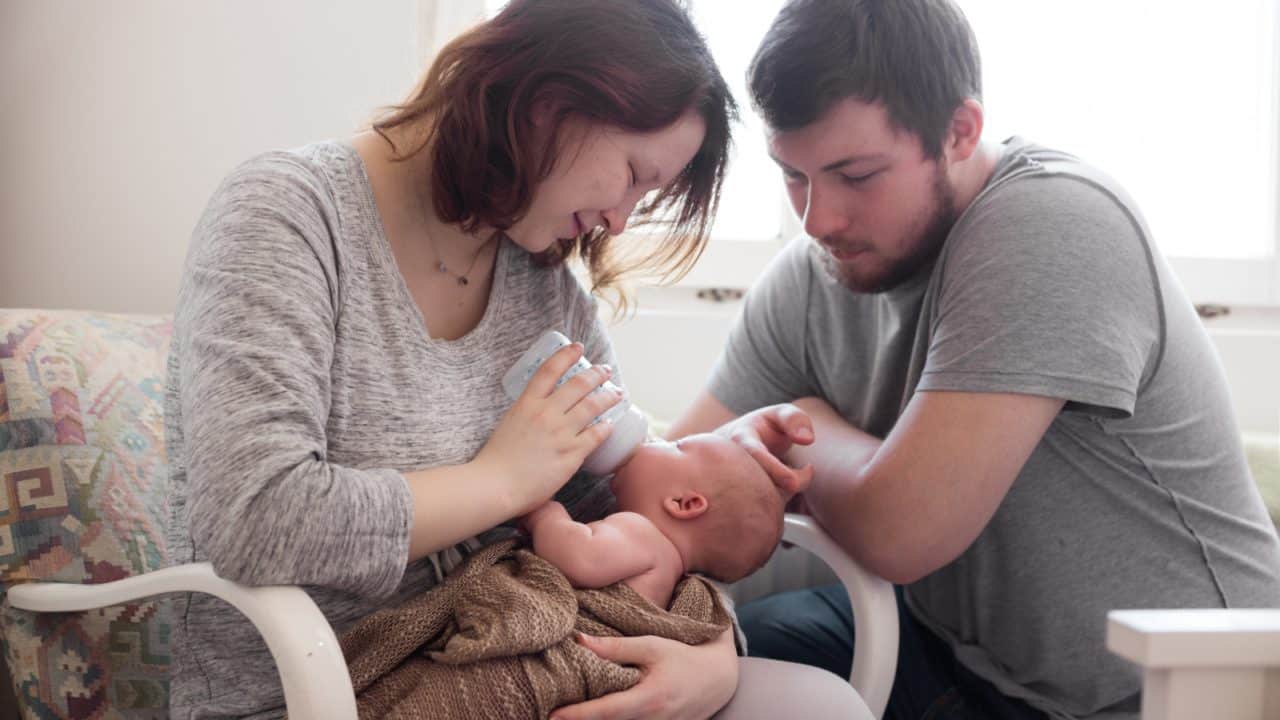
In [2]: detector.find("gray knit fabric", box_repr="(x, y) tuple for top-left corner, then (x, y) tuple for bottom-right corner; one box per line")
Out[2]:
(164, 141), (618, 719)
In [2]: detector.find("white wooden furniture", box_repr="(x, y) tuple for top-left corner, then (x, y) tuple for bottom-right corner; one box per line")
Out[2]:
(1108, 609), (1280, 720)
(8, 513), (899, 720)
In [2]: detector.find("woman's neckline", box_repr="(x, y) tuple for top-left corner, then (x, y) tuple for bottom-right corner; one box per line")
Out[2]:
(339, 137), (511, 352)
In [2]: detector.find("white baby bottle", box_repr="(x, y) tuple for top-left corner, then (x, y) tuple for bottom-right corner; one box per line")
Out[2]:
(501, 330), (649, 475)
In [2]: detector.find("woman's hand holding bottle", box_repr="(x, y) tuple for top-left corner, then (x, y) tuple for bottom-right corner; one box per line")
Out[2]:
(474, 342), (622, 516)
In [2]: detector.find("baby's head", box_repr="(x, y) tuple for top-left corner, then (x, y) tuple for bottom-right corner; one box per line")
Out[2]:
(611, 433), (791, 583)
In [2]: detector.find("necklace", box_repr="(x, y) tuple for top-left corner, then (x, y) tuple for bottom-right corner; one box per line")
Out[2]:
(428, 231), (497, 287)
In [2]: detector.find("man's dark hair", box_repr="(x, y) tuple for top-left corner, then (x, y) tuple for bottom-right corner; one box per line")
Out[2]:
(748, 0), (982, 158)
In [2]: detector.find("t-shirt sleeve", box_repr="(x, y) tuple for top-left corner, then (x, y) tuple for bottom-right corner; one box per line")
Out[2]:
(176, 152), (412, 598)
(707, 237), (817, 415)
(918, 173), (1162, 418)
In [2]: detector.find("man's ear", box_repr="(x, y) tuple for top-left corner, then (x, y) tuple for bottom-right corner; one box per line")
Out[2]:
(663, 492), (709, 520)
(944, 98), (984, 163)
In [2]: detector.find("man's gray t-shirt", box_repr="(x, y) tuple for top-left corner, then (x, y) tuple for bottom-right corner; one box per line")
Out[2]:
(708, 138), (1280, 718)
(164, 141), (618, 719)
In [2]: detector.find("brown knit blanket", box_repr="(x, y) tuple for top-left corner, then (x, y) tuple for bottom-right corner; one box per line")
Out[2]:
(336, 539), (732, 720)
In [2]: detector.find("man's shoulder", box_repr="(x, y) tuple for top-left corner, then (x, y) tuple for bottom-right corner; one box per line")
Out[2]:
(945, 140), (1153, 274)
(973, 139), (1143, 225)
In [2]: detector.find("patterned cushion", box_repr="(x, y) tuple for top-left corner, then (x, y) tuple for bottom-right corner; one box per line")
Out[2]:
(0, 310), (172, 719)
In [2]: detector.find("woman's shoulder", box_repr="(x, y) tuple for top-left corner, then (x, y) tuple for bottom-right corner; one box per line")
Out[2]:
(184, 143), (365, 300)
(210, 141), (353, 216)
(190, 141), (376, 263)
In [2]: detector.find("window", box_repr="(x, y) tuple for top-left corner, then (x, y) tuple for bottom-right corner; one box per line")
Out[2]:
(480, 1), (1280, 303)
(962, 0), (1280, 304)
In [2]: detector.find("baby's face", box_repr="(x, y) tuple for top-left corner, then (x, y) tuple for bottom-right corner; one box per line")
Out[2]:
(611, 433), (791, 511)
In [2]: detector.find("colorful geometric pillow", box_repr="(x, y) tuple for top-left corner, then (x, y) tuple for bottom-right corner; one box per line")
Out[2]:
(0, 310), (173, 719)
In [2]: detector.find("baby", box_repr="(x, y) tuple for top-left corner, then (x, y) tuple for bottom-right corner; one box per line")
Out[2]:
(524, 432), (799, 609)
(341, 433), (797, 719)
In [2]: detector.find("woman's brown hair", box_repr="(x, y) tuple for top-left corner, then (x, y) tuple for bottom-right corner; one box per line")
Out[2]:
(374, 0), (737, 305)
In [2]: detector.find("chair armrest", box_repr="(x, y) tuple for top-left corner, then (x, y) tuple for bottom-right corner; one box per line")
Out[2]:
(7, 563), (358, 720)
(783, 513), (898, 720)
(1107, 609), (1280, 720)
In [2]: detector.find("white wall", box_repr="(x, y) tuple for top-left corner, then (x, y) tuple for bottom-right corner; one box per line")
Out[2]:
(0, 0), (420, 313)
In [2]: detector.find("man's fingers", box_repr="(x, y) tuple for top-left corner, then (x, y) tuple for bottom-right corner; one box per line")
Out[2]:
(731, 430), (769, 456)
(770, 404), (815, 445)
(790, 462), (815, 494)
(741, 441), (795, 486)
(742, 441), (811, 496)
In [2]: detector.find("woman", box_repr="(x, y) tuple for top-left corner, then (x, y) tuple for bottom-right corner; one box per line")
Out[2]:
(166, 1), (861, 718)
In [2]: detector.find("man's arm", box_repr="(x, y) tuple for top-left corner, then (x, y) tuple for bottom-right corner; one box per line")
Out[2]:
(665, 389), (737, 440)
(788, 391), (1063, 584)
(524, 501), (661, 588)
(670, 387), (1062, 584)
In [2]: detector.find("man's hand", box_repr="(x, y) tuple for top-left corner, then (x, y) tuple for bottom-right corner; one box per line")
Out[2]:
(717, 403), (816, 496)
(785, 492), (810, 516)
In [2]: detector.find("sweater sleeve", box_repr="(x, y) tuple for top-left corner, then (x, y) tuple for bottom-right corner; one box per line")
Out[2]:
(175, 152), (412, 598)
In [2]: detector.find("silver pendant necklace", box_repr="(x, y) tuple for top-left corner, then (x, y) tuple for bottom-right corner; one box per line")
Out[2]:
(429, 232), (497, 287)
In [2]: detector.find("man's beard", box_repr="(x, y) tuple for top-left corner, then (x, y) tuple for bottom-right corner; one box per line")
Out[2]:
(819, 166), (958, 294)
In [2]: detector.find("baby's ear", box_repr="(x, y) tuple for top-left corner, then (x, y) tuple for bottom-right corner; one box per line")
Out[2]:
(663, 492), (709, 520)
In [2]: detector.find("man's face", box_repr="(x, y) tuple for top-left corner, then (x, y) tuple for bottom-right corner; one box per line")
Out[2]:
(768, 97), (958, 293)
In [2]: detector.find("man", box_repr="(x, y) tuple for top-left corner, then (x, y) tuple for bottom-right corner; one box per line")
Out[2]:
(668, 1), (1280, 718)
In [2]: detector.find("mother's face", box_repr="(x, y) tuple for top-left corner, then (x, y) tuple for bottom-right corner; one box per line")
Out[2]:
(505, 108), (707, 253)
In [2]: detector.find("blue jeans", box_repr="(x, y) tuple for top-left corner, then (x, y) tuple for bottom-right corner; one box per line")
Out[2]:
(738, 585), (1049, 720)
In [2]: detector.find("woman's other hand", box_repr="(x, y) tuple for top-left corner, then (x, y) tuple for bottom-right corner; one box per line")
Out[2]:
(551, 627), (739, 720)
(718, 403), (815, 497)
(475, 343), (622, 516)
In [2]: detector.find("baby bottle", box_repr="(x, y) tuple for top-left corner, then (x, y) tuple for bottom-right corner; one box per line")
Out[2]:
(502, 330), (649, 475)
